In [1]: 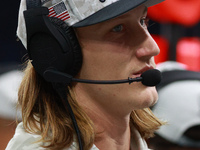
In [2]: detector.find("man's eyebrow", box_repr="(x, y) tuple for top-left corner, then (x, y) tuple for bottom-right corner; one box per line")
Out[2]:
(95, 5), (149, 30)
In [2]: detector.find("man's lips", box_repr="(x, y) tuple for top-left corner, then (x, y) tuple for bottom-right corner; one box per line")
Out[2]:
(131, 66), (154, 78)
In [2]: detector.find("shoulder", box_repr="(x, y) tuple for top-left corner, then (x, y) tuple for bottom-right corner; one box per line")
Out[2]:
(6, 122), (98, 150)
(5, 122), (46, 150)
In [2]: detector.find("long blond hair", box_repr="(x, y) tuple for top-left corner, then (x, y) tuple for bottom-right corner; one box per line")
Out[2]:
(18, 61), (164, 150)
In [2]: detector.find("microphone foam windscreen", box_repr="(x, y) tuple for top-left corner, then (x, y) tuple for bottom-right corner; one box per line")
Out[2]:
(141, 69), (162, 86)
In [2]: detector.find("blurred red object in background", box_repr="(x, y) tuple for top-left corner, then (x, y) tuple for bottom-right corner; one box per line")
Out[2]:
(176, 37), (200, 71)
(148, 0), (200, 27)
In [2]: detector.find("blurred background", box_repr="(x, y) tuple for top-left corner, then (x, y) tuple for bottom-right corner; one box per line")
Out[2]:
(0, 1), (25, 150)
(0, 0), (200, 149)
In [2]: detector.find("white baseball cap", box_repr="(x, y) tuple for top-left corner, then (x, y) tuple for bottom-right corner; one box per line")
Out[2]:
(17, 0), (164, 48)
(154, 61), (200, 147)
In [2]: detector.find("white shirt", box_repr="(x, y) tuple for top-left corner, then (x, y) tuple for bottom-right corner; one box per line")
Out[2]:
(6, 122), (151, 150)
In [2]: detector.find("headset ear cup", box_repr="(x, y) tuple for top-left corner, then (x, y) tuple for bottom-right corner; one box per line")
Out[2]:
(24, 6), (82, 79)
(49, 17), (82, 76)
(26, 13), (82, 79)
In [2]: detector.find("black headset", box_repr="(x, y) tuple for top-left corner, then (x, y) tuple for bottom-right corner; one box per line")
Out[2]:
(24, 0), (82, 82)
(24, 0), (83, 149)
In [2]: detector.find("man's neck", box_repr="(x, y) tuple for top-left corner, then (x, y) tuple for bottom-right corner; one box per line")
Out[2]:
(85, 106), (133, 150)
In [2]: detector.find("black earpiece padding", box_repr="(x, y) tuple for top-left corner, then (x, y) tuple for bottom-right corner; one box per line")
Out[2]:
(24, 7), (82, 80)
(49, 17), (82, 76)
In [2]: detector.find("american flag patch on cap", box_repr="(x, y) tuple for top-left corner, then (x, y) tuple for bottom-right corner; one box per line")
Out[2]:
(48, 2), (70, 21)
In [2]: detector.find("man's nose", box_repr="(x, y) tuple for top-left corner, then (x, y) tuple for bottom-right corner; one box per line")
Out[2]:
(135, 32), (160, 60)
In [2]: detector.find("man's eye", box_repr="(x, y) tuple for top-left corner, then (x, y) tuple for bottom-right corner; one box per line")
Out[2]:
(112, 24), (124, 32)
(140, 17), (149, 28)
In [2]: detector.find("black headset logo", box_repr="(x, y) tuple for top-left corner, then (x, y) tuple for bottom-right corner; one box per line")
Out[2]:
(24, 0), (82, 81)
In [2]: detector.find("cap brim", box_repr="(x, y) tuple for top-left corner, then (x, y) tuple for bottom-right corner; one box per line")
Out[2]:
(73, 0), (164, 27)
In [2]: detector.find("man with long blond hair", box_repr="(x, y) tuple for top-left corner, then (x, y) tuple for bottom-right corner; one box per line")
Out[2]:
(6, 0), (165, 149)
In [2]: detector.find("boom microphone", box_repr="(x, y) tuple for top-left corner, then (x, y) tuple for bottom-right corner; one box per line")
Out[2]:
(44, 69), (162, 86)
(141, 69), (162, 86)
